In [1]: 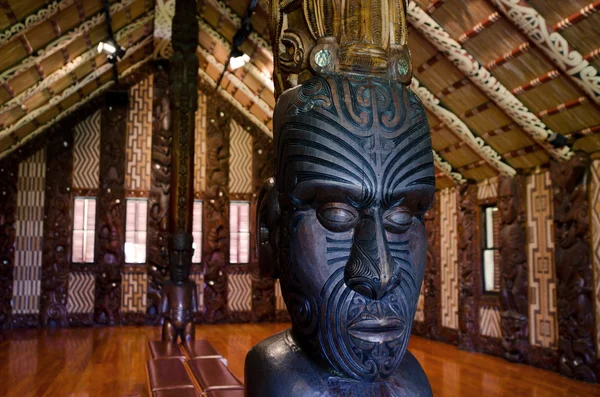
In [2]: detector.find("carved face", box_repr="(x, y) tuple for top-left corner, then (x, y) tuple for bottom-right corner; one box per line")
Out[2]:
(266, 76), (434, 381)
(498, 177), (517, 224)
(168, 231), (194, 283)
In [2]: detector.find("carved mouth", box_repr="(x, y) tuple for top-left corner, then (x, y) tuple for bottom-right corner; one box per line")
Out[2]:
(348, 318), (405, 343)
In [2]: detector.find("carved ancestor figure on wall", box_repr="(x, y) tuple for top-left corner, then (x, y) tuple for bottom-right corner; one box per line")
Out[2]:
(246, 1), (433, 395)
(498, 176), (529, 363)
(160, 230), (198, 342)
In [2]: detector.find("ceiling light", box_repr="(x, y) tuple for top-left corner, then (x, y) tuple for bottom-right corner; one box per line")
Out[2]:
(97, 41), (126, 63)
(230, 54), (250, 70)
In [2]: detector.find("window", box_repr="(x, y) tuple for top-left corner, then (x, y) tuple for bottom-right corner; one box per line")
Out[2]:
(230, 201), (250, 264)
(482, 206), (500, 293)
(192, 200), (203, 263)
(72, 198), (96, 263)
(125, 199), (148, 264)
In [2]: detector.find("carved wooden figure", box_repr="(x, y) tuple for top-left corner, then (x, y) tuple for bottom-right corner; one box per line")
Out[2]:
(160, 231), (198, 342)
(247, 1), (433, 395)
(551, 153), (597, 382)
(498, 175), (529, 363)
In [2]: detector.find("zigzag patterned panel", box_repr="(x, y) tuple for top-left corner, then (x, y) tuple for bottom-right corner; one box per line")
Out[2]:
(190, 273), (205, 310)
(67, 272), (95, 314)
(125, 75), (153, 192)
(477, 177), (498, 202)
(275, 280), (286, 312)
(194, 92), (207, 193)
(527, 171), (558, 349)
(229, 120), (252, 194)
(228, 272), (252, 312)
(440, 187), (459, 330)
(73, 110), (101, 190)
(121, 272), (148, 313)
(590, 160), (600, 359)
(479, 306), (501, 338)
(12, 149), (46, 315)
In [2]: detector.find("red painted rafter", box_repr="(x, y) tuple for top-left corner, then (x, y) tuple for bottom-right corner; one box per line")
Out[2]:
(511, 70), (560, 95)
(537, 96), (588, 118)
(416, 52), (444, 74)
(486, 42), (531, 70)
(438, 77), (470, 99)
(480, 123), (519, 139)
(502, 145), (539, 159)
(462, 101), (494, 118)
(457, 12), (502, 44)
(553, 0), (600, 32)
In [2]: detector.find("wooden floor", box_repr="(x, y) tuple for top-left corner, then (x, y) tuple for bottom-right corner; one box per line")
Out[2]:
(0, 324), (598, 397)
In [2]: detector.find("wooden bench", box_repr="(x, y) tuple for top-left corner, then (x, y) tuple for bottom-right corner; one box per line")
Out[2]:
(183, 340), (227, 365)
(148, 341), (187, 360)
(186, 358), (243, 397)
(146, 359), (196, 395)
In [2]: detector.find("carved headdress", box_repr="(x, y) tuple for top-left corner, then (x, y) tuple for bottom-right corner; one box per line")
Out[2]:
(270, 0), (412, 98)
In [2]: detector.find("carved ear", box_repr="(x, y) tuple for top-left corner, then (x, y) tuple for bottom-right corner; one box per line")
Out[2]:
(256, 177), (280, 279)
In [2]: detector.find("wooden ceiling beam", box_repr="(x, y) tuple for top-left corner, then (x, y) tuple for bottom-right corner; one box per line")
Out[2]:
(457, 159), (487, 173)
(536, 96), (588, 118)
(486, 42), (531, 70)
(407, 1), (573, 161)
(411, 78), (516, 177)
(501, 144), (540, 160)
(439, 141), (467, 155)
(480, 122), (518, 139)
(425, 0), (447, 14)
(584, 48), (600, 62)
(437, 77), (470, 99)
(489, 0), (600, 105)
(0, 12), (154, 118)
(553, 1), (600, 32)
(0, 1), (17, 24)
(0, 36), (153, 142)
(0, 0), (140, 88)
(416, 52), (444, 74)
(511, 70), (560, 95)
(567, 124), (600, 140)
(461, 101), (494, 118)
(457, 12), (502, 44)
(0, 55), (152, 161)
(433, 150), (466, 185)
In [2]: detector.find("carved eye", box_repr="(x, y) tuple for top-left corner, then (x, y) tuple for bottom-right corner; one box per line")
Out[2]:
(384, 208), (413, 234)
(317, 203), (358, 232)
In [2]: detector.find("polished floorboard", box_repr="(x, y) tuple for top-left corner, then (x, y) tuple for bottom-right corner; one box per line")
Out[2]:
(0, 324), (598, 397)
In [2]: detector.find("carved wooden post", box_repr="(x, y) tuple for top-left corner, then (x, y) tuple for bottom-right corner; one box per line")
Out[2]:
(203, 105), (230, 322)
(168, 0), (198, 234)
(498, 174), (530, 363)
(423, 197), (441, 339)
(550, 153), (597, 382)
(0, 161), (18, 328)
(40, 131), (74, 328)
(457, 183), (481, 351)
(94, 91), (129, 325)
(147, 63), (172, 323)
(251, 132), (275, 322)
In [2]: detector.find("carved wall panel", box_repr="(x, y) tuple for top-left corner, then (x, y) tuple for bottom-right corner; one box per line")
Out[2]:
(0, 161), (18, 328)
(126, 74), (154, 194)
(228, 271), (252, 313)
(203, 103), (231, 322)
(480, 306), (502, 338)
(526, 171), (558, 349)
(458, 184), (481, 351)
(67, 272), (95, 315)
(121, 270), (148, 325)
(194, 92), (207, 195)
(147, 66), (171, 324)
(72, 110), (101, 192)
(251, 131), (275, 322)
(498, 175), (530, 364)
(229, 120), (253, 195)
(12, 148), (46, 326)
(551, 154), (597, 382)
(94, 92), (129, 326)
(440, 187), (459, 332)
(591, 160), (600, 363)
(40, 133), (74, 328)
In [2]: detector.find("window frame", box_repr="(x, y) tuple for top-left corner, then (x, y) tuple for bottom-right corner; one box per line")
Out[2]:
(72, 197), (97, 264)
(481, 205), (500, 295)
(192, 199), (203, 264)
(229, 200), (251, 265)
(124, 198), (149, 264)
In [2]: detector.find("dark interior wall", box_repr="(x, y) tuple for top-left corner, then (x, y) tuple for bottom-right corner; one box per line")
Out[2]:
(0, 64), (277, 329)
(412, 158), (600, 383)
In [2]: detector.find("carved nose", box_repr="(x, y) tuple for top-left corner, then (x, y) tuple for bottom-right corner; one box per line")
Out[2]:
(344, 213), (399, 300)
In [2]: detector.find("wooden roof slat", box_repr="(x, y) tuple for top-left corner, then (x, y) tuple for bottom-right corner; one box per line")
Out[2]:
(407, 1), (573, 161)
(0, 53), (151, 160)
(486, 42), (531, 70)
(511, 70), (561, 95)
(502, 144), (540, 159)
(457, 12), (502, 44)
(437, 77), (470, 99)
(0, 34), (153, 143)
(553, 0), (600, 32)
(433, 150), (466, 185)
(537, 96), (588, 118)
(490, 0), (600, 104)
(416, 52), (444, 74)
(0, 12), (154, 118)
(567, 123), (600, 139)
(425, 0), (447, 14)
(411, 77), (516, 177)
(584, 48), (600, 62)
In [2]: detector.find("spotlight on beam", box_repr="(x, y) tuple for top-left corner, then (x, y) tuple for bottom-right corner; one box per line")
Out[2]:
(230, 54), (250, 71)
(97, 41), (126, 63)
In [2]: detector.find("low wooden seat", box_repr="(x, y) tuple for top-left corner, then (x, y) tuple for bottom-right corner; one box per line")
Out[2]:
(146, 359), (195, 393)
(153, 389), (200, 397)
(148, 341), (186, 360)
(183, 340), (223, 360)
(186, 358), (243, 396)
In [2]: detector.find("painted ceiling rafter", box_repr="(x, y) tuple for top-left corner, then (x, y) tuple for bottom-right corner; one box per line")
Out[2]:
(489, 0), (600, 105)
(407, 1), (573, 161)
(411, 78), (517, 177)
(0, 12), (154, 117)
(0, 0), (140, 85)
(0, 35), (153, 142)
(0, 54), (152, 161)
